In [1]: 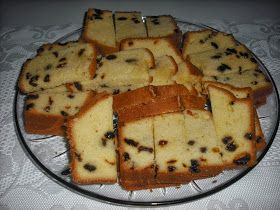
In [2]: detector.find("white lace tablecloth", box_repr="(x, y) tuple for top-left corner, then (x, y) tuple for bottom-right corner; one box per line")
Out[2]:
(0, 20), (280, 210)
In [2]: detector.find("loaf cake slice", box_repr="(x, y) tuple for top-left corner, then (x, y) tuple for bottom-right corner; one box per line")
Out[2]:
(182, 29), (236, 58)
(202, 69), (273, 104)
(82, 8), (118, 55)
(67, 93), (117, 184)
(150, 55), (177, 86)
(187, 44), (258, 76)
(18, 42), (97, 93)
(92, 48), (154, 87)
(207, 85), (256, 168)
(120, 37), (184, 64)
(145, 15), (182, 47)
(114, 11), (147, 45)
(24, 90), (95, 136)
(118, 117), (155, 187)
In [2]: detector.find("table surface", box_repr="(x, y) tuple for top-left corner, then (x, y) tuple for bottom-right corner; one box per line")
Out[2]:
(0, 1), (280, 210)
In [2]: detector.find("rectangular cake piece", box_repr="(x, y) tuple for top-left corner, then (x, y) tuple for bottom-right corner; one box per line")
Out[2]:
(82, 8), (118, 55)
(24, 90), (95, 136)
(114, 11), (147, 45)
(145, 15), (182, 47)
(120, 37), (184, 64)
(92, 48), (154, 87)
(182, 29), (236, 58)
(67, 93), (117, 184)
(207, 85), (256, 168)
(118, 117), (155, 188)
(18, 41), (97, 93)
(186, 44), (258, 76)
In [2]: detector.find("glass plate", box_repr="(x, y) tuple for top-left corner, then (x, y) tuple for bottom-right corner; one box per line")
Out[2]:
(14, 20), (280, 207)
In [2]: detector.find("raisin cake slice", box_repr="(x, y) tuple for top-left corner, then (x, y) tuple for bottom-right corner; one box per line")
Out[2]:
(182, 29), (236, 58)
(202, 69), (273, 105)
(18, 42), (97, 93)
(24, 91), (95, 136)
(208, 85), (256, 168)
(92, 48), (154, 87)
(149, 55), (177, 86)
(67, 93), (117, 184)
(114, 11), (147, 45)
(120, 37), (184, 64)
(187, 44), (258, 76)
(145, 15), (182, 47)
(82, 8), (118, 55)
(118, 117), (155, 188)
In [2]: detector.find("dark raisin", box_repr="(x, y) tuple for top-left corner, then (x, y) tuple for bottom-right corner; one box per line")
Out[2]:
(239, 52), (249, 58)
(60, 111), (68, 117)
(167, 160), (177, 164)
(244, 132), (254, 140)
(188, 140), (195, 145)
(25, 72), (31, 80)
(211, 42), (219, 49)
(104, 131), (115, 139)
(124, 138), (139, 147)
(56, 62), (67, 68)
(133, 19), (140, 24)
(226, 48), (237, 54)
(96, 56), (102, 64)
(233, 154), (251, 165)
(44, 106), (50, 112)
(226, 142), (237, 152)
(83, 163), (96, 172)
(26, 94), (39, 100)
(236, 55), (240, 58)
(211, 55), (221, 59)
(217, 63), (231, 72)
(125, 58), (137, 63)
(152, 20), (160, 25)
(200, 147), (207, 153)
(94, 14), (103, 20)
(94, 9), (103, 14)
(29, 75), (39, 87)
(239, 66), (242, 74)
(168, 166), (176, 172)
(251, 81), (258, 85)
(93, 74), (98, 79)
(98, 62), (103, 68)
(230, 101), (235, 105)
(52, 51), (58, 57)
(255, 69), (262, 73)
(74, 82), (83, 91)
(117, 17), (127, 20)
(78, 49), (85, 56)
(123, 152), (130, 161)
(253, 73), (259, 77)
(102, 138), (107, 146)
(128, 41), (133, 46)
(174, 28), (179, 33)
(59, 57), (66, 62)
(256, 136), (263, 143)
(75, 152), (82, 161)
(138, 146), (153, 153)
(101, 74), (105, 79)
(44, 74), (50, 82)
(212, 76), (218, 81)
(190, 159), (200, 173)
(61, 168), (71, 176)
(106, 54), (117, 60)
(48, 96), (53, 105)
(159, 140), (168, 146)
(222, 136), (233, 144)
(25, 103), (34, 110)
(250, 57), (257, 63)
(67, 94), (75, 99)
(199, 39), (204, 44)
(44, 64), (52, 70)
(37, 47), (44, 53)
(100, 84), (108, 88)
(113, 89), (120, 95)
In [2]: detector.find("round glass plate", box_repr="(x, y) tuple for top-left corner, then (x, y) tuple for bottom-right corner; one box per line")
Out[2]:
(14, 20), (280, 207)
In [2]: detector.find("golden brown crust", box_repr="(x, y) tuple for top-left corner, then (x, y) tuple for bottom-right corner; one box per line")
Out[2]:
(23, 91), (96, 137)
(255, 109), (266, 151)
(119, 180), (178, 191)
(67, 92), (114, 184)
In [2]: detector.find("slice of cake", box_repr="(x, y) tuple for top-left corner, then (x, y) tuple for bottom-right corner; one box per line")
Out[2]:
(182, 29), (236, 58)
(149, 55), (177, 86)
(92, 48), (154, 87)
(120, 37), (184, 64)
(202, 69), (273, 105)
(145, 15), (182, 47)
(207, 85), (256, 168)
(187, 44), (258, 76)
(82, 8), (118, 55)
(118, 117), (155, 188)
(67, 93), (117, 184)
(114, 11), (147, 45)
(18, 42), (97, 93)
(24, 90), (95, 136)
